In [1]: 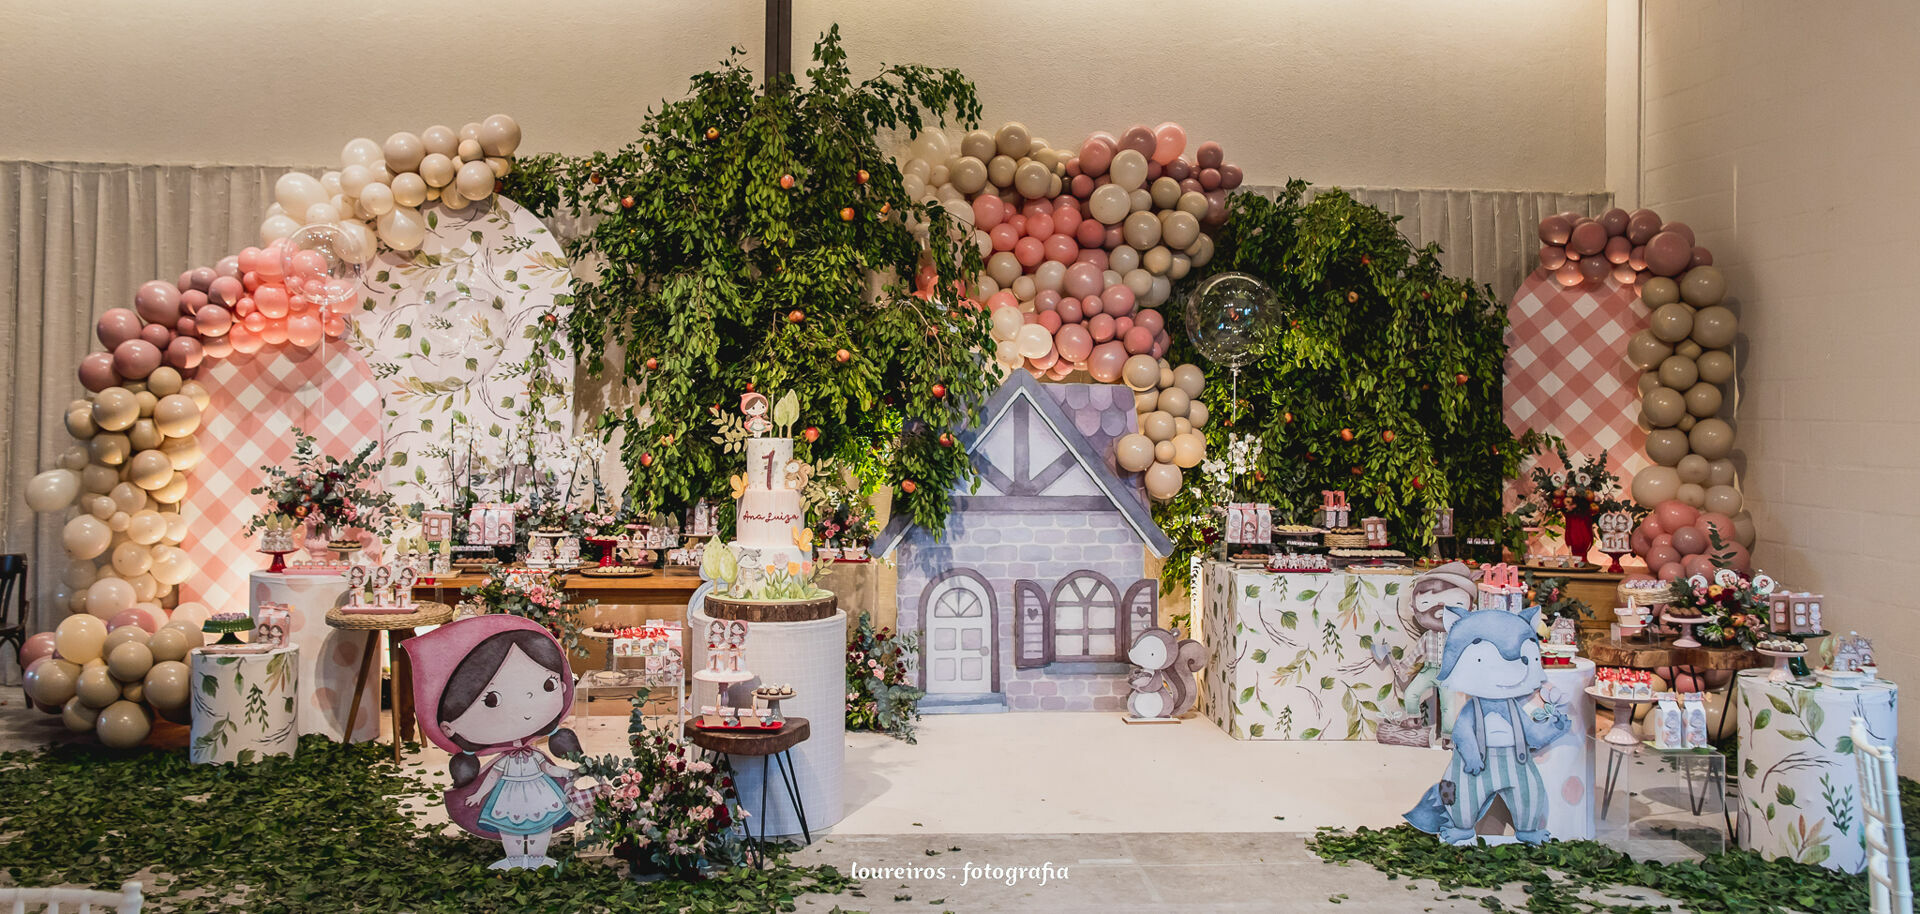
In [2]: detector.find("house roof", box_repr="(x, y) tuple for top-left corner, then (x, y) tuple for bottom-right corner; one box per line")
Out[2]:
(872, 372), (1174, 558)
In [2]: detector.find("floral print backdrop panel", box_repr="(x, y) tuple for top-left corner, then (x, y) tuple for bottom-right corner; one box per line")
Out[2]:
(349, 197), (573, 507)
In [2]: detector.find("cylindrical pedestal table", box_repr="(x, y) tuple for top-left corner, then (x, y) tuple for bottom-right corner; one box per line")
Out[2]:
(189, 645), (300, 764)
(249, 571), (375, 742)
(1735, 670), (1898, 872)
(690, 600), (846, 838)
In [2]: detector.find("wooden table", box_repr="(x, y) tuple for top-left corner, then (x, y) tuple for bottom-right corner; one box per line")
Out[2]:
(412, 569), (704, 608)
(684, 717), (813, 866)
(1580, 631), (1766, 740)
(324, 602), (455, 761)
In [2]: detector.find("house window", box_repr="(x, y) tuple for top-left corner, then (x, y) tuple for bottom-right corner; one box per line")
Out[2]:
(1050, 571), (1120, 661)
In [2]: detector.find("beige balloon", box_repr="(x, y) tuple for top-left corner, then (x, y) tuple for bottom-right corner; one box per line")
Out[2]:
(1644, 429), (1690, 467)
(26, 658), (81, 707)
(152, 394), (201, 437)
(95, 700), (152, 749)
(1677, 414), (1697, 432)
(128, 418), (162, 451)
(121, 681), (145, 703)
(88, 433), (131, 467)
(1649, 303), (1695, 344)
(1122, 211), (1162, 250)
(107, 641), (154, 682)
(1172, 433), (1206, 468)
(1706, 458), (1737, 487)
(147, 627), (193, 664)
(1732, 510), (1757, 547)
(1161, 211), (1201, 251)
(147, 366), (183, 397)
(1688, 418), (1735, 459)
(1641, 387), (1686, 427)
(1704, 484), (1743, 516)
(77, 665), (121, 709)
(994, 121), (1031, 158)
(1115, 434), (1155, 472)
(66, 402), (98, 439)
(128, 450), (174, 490)
(103, 625), (149, 655)
(1144, 462), (1183, 501)
(1640, 276), (1681, 308)
(1134, 389), (1159, 413)
(179, 380), (211, 411)
(1636, 372), (1662, 395)
(1690, 306), (1738, 349)
(1657, 355), (1698, 391)
(1123, 354), (1160, 391)
(161, 434), (204, 471)
(1684, 382), (1723, 417)
(1109, 149), (1149, 190)
(143, 660), (192, 712)
(1675, 453), (1711, 485)
(1150, 176), (1182, 209)
(134, 390), (157, 418)
(959, 130), (994, 160)
(1157, 387), (1191, 419)
(1696, 350), (1735, 384)
(1141, 410), (1178, 443)
(1675, 482), (1707, 508)
(1153, 440), (1176, 463)
(1630, 465), (1682, 505)
(1626, 331), (1672, 371)
(1187, 401), (1209, 429)
(91, 388), (139, 431)
(61, 695), (103, 733)
(1171, 364), (1206, 399)
(55, 613), (108, 664)
(1678, 265), (1726, 307)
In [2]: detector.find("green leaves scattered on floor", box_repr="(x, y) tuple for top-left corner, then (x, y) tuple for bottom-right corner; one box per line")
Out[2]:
(1308, 824), (1866, 914)
(0, 737), (854, 913)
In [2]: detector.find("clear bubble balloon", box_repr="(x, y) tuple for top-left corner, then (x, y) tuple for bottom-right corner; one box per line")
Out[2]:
(279, 224), (364, 306)
(1183, 272), (1279, 369)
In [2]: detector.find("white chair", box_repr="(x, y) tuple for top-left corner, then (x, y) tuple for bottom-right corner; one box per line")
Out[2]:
(1854, 716), (1911, 914)
(0, 881), (144, 913)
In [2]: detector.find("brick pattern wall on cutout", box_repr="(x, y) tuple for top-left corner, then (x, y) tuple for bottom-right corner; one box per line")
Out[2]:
(1640, 1), (1920, 758)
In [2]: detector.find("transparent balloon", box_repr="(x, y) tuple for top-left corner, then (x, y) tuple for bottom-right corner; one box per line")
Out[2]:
(280, 223), (365, 306)
(1183, 272), (1279, 369)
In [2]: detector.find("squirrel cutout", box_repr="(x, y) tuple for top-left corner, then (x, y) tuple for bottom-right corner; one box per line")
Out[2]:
(1126, 628), (1207, 719)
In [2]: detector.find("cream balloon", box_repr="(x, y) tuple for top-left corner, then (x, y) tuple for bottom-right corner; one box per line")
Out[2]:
(455, 160), (496, 201)
(1014, 323), (1053, 360)
(148, 545), (193, 587)
(340, 137), (383, 168)
(377, 207), (427, 251)
(421, 125), (459, 157)
(390, 172), (429, 208)
(109, 481), (147, 514)
(1143, 462), (1183, 501)
(274, 172), (329, 215)
(1630, 465), (1682, 506)
(382, 132), (426, 173)
(147, 628), (193, 664)
(76, 665), (121, 709)
(25, 469), (81, 512)
(1109, 149), (1149, 190)
(55, 613), (109, 664)
(63, 515), (112, 560)
(61, 695), (103, 733)
(418, 153), (455, 188)
(160, 434), (203, 471)
(127, 418), (162, 452)
(1688, 418), (1735, 460)
(179, 380), (210, 410)
(163, 512), (190, 545)
(110, 541), (153, 577)
(1676, 482), (1707, 508)
(260, 214), (301, 244)
(1704, 484), (1743, 516)
(86, 576), (136, 619)
(128, 449), (174, 490)
(1706, 458), (1737, 487)
(107, 641), (154, 682)
(91, 387), (139, 431)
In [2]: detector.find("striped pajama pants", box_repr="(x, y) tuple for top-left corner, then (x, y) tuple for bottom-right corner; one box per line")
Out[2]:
(1447, 747), (1548, 833)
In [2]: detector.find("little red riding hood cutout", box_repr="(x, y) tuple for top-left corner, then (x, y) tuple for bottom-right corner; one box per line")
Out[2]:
(404, 614), (590, 870)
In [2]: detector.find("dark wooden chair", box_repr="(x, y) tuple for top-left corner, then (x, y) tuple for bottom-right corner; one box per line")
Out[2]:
(0, 554), (27, 674)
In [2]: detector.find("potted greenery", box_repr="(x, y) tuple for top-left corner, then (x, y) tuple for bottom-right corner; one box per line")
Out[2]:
(569, 696), (744, 879)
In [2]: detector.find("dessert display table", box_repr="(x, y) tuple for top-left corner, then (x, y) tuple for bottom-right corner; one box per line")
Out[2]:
(1199, 561), (1416, 740)
(685, 717), (814, 868)
(189, 645), (299, 765)
(1734, 670), (1898, 872)
(411, 570), (704, 609)
(323, 602), (455, 762)
(249, 571), (378, 743)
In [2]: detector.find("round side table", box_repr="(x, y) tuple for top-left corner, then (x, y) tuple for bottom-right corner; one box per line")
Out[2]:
(324, 602), (454, 761)
(684, 717), (813, 868)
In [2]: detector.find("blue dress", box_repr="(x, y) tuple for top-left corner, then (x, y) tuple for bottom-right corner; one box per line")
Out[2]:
(477, 747), (572, 835)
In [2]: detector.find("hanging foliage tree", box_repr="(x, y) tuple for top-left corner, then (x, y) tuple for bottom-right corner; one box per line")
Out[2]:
(505, 28), (991, 532)
(1159, 181), (1536, 583)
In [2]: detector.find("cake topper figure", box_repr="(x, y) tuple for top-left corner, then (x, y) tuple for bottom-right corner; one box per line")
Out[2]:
(404, 615), (589, 871)
(741, 392), (770, 437)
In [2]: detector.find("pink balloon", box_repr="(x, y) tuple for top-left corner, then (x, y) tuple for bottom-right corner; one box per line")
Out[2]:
(986, 290), (1017, 312)
(209, 275), (244, 307)
(110, 607), (161, 633)
(1628, 245), (1648, 271)
(166, 336), (205, 369)
(1088, 313), (1116, 342)
(1198, 168), (1221, 190)
(1074, 217), (1105, 247)
(1026, 212), (1054, 240)
(1055, 324), (1094, 362)
(179, 289), (208, 317)
(229, 324), (262, 354)
(1681, 553), (1715, 578)
(1078, 137), (1115, 177)
(1660, 221), (1696, 248)
(1119, 125), (1156, 158)
(1569, 220), (1607, 256)
(990, 224), (1019, 251)
(1638, 516), (1665, 539)
(1134, 309), (1165, 335)
(1696, 512), (1735, 542)
(1029, 348), (1058, 371)
(289, 248), (329, 281)
(1537, 215), (1573, 245)
(1064, 262), (1103, 299)
(287, 313), (323, 348)
(1150, 122), (1186, 165)
(134, 280), (181, 324)
(1101, 284), (1136, 317)
(1064, 158), (1081, 178)
(1671, 525), (1707, 555)
(1034, 290), (1061, 312)
(1554, 263), (1583, 287)
(113, 339), (163, 379)
(1036, 310), (1062, 334)
(19, 632), (57, 670)
(1022, 199), (1054, 218)
(1050, 297), (1075, 323)
(242, 271), (261, 292)
(1122, 326), (1156, 355)
(1004, 214), (1027, 236)
(1645, 545), (1681, 570)
(259, 317), (290, 347)
(236, 246), (262, 274)
(1048, 362), (1075, 380)
(1087, 340), (1127, 382)
(1202, 190), (1228, 225)
(1612, 264), (1638, 284)
(1718, 541), (1752, 574)
(1651, 533), (1674, 551)
(1080, 248), (1110, 272)
(78, 352), (121, 391)
(242, 311), (268, 333)
(97, 308), (145, 350)
(1657, 562), (1685, 582)
(1070, 174), (1094, 198)
(1629, 531), (1650, 557)
(186, 266), (216, 293)
(215, 255), (241, 279)
(234, 296), (256, 317)
(322, 313), (348, 339)
(1644, 231), (1692, 276)
(1014, 237), (1045, 268)
(195, 304), (233, 337)
(1104, 223), (1127, 247)
(201, 335), (233, 359)
(1052, 201), (1082, 235)
(254, 284), (290, 319)
(1539, 245), (1568, 270)
(1604, 235), (1633, 264)
(1044, 233), (1079, 264)
(1112, 314), (1135, 336)
(1655, 500), (1699, 531)
(254, 247), (286, 281)
(972, 195), (1006, 230)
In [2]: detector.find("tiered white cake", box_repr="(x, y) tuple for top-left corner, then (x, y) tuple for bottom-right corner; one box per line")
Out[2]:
(734, 437), (809, 572)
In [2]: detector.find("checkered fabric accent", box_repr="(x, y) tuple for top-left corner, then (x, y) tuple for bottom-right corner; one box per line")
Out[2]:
(179, 344), (385, 616)
(1504, 271), (1650, 489)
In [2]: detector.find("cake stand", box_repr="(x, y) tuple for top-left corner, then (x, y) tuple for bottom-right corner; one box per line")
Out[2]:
(260, 548), (297, 574)
(1585, 685), (1659, 746)
(1662, 614), (1706, 648)
(753, 686), (797, 722)
(1756, 647), (1807, 683)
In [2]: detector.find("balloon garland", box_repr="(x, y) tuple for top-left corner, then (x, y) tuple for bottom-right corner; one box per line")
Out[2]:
(1538, 207), (1760, 580)
(897, 121), (1246, 501)
(22, 116), (524, 743)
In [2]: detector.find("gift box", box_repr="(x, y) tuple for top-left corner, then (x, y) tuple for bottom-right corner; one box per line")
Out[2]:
(1651, 693), (1685, 750)
(254, 604), (292, 648)
(1682, 692), (1709, 749)
(1225, 503), (1272, 545)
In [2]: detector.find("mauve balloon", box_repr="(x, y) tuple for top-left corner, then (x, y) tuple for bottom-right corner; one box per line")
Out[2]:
(1690, 246), (1714, 267)
(175, 317), (197, 336)
(1626, 209), (1662, 244)
(1644, 231), (1693, 276)
(1538, 215), (1572, 245)
(1101, 284), (1136, 317)
(1202, 190), (1227, 225)
(1055, 324), (1094, 362)
(214, 255), (241, 279)
(1112, 314), (1135, 337)
(1088, 313), (1117, 342)
(1218, 163), (1244, 190)
(1195, 141), (1223, 169)
(201, 335), (233, 359)
(1078, 137), (1115, 177)
(1070, 174), (1094, 198)
(1103, 225), (1125, 248)
(1064, 158), (1081, 178)
(1578, 255), (1610, 283)
(97, 308), (144, 349)
(78, 352), (120, 392)
(1087, 341), (1127, 383)
(1569, 220), (1607, 256)
(133, 281), (180, 325)
(1628, 245), (1648, 271)
(1539, 245), (1568, 270)
(1120, 125), (1156, 158)
(139, 323), (173, 349)
(1600, 207), (1630, 236)
(1166, 158), (1192, 181)
(1554, 262), (1583, 287)
(1134, 309), (1165, 334)
(165, 337), (204, 370)
(1604, 235), (1633, 264)
(177, 270), (194, 292)
(208, 275), (244, 307)
(187, 267), (216, 293)
(112, 339), (162, 379)
(1660, 221), (1696, 247)
(1056, 296), (1082, 323)
(1612, 264), (1638, 284)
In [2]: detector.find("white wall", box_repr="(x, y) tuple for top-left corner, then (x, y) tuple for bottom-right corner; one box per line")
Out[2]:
(1639, 1), (1920, 754)
(1, 1), (1608, 192)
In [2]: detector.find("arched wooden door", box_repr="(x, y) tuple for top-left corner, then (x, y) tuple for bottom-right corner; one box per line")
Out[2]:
(919, 570), (998, 696)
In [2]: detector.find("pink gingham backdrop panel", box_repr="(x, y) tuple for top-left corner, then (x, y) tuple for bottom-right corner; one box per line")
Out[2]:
(1504, 270), (1650, 491)
(179, 344), (384, 616)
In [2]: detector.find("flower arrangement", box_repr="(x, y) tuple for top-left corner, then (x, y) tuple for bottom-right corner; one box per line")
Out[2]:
(568, 695), (744, 876)
(1522, 571), (1593, 622)
(245, 428), (394, 537)
(845, 612), (924, 743)
(460, 567), (589, 657)
(1195, 433), (1264, 509)
(816, 500), (877, 550)
(1668, 567), (1771, 649)
(1516, 444), (1634, 533)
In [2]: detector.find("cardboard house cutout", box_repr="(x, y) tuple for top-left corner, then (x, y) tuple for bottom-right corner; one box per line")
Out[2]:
(873, 374), (1175, 712)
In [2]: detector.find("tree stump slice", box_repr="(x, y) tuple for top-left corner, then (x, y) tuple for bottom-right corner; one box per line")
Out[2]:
(684, 717), (811, 756)
(705, 594), (838, 623)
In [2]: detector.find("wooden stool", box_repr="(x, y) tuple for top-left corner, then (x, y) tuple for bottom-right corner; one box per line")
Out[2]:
(684, 717), (813, 867)
(324, 602), (454, 761)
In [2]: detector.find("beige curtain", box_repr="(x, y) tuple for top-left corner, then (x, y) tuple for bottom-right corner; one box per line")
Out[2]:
(0, 161), (1606, 652)
(1240, 184), (1615, 304)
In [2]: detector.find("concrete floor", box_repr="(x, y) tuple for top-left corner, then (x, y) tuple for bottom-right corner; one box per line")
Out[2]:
(0, 694), (1681, 912)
